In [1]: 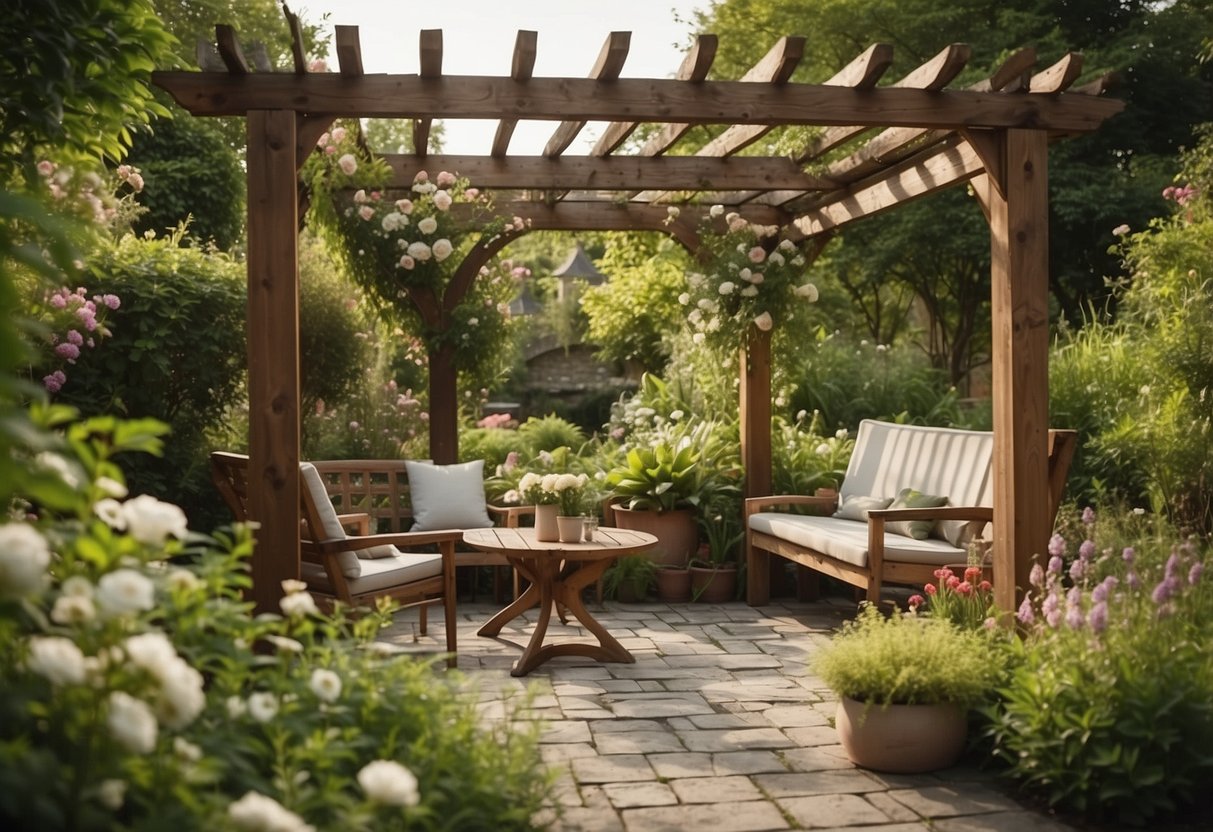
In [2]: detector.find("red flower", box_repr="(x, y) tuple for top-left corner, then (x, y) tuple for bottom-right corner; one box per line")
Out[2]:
(964, 566), (983, 582)
(934, 567), (954, 580)
(979, 580), (993, 592)
(908, 594), (925, 610)
(956, 581), (974, 597)
(924, 583), (938, 595)
(946, 575), (961, 590)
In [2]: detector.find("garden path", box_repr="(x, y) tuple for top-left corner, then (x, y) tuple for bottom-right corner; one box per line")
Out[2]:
(378, 599), (1073, 832)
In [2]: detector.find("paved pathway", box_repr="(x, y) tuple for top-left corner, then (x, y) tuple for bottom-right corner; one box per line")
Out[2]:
(379, 599), (1072, 832)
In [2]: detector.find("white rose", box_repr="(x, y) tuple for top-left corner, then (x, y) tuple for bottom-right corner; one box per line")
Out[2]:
(754, 311), (774, 331)
(432, 190), (452, 211)
(677, 292), (690, 305)
(96, 477), (128, 498)
(431, 238), (453, 261)
(709, 204), (725, 218)
(107, 691), (158, 754)
(228, 791), (313, 832)
(94, 498), (126, 529)
(96, 569), (155, 617)
(248, 692), (280, 723)
(353, 189), (368, 204)
(0, 523), (51, 598)
(794, 283), (819, 302)
(740, 285), (759, 297)
(407, 241), (432, 261)
(417, 216), (438, 235)
(264, 634), (304, 653)
(280, 591), (319, 617)
(155, 660), (206, 728)
(165, 568), (202, 592)
(281, 579), (308, 595)
(357, 760), (420, 807)
(309, 668), (342, 703)
(692, 332), (705, 344)
(27, 636), (87, 685)
(121, 495), (188, 545)
(337, 154), (357, 175)
(62, 575), (94, 597)
(51, 593), (96, 624)
(718, 281), (736, 295)
(174, 737), (202, 762)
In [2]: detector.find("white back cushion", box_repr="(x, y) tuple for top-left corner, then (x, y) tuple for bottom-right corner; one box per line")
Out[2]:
(406, 460), (494, 531)
(300, 463), (373, 578)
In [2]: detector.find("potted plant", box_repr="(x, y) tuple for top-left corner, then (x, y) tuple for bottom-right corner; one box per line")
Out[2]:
(690, 491), (744, 602)
(602, 555), (658, 603)
(603, 436), (701, 566)
(813, 603), (1002, 773)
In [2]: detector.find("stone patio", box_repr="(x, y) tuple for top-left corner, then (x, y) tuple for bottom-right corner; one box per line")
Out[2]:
(378, 598), (1073, 832)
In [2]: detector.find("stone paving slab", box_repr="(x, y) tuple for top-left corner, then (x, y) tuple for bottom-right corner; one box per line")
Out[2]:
(377, 599), (1079, 832)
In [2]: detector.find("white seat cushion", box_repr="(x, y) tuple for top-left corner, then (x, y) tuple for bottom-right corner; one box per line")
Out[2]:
(748, 513), (965, 569)
(301, 463), (397, 577)
(302, 550), (443, 596)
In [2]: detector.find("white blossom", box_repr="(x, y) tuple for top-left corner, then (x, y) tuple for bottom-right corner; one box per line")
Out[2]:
(121, 495), (188, 545)
(709, 204), (724, 218)
(248, 692), (280, 723)
(432, 190), (452, 211)
(280, 591), (319, 618)
(165, 568), (202, 592)
(97, 779), (127, 810)
(107, 691), (158, 754)
(337, 154), (357, 175)
(357, 760), (420, 807)
(431, 238), (453, 261)
(174, 737), (203, 762)
(677, 292), (690, 305)
(36, 452), (81, 488)
(417, 216), (438, 235)
(309, 668), (342, 703)
(94, 498), (126, 529)
(407, 241), (432, 261)
(794, 283), (819, 302)
(51, 593), (96, 624)
(265, 634), (304, 653)
(228, 791), (314, 832)
(27, 636), (87, 685)
(96, 568), (155, 617)
(96, 477), (128, 498)
(718, 281), (736, 295)
(754, 311), (774, 331)
(281, 579), (308, 595)
(740, 286), (759, 297)
(0, 523), (51, 598)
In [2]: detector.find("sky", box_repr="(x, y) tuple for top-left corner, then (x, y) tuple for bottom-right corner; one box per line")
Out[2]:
(294, 0), (709, 155)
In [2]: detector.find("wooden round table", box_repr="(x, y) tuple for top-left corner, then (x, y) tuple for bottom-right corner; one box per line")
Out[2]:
(463, 526), (658, 676)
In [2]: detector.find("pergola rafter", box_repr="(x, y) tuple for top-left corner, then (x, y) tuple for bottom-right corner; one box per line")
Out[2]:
(158, 15), (1123, 616)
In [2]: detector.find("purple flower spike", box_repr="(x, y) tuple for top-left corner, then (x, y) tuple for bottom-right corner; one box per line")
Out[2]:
(1166, 551), (1182, 579)
(1048, 534), (1066, 558)
(1017, 595), (1035, 626)
(1066, 604), (1085, 630)
(1092, 575), (1118, 604)
(1069, 559), (1086, 582)
(1048, 555), (1064, 575)
(1189, 562), (1204, 586)
(1127, 570), (1141, 591)
(1081, 506), (1096, 526)
(1123, 547), (1135, 564)
(1079, 540), (1096, 561)
(1029, 563), (1045, 589)
(1088, 601), (1108, 634)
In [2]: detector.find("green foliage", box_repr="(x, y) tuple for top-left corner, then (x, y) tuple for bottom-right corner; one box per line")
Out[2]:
(127, 116), (243, 250)
(814, 603), (1002, 708)
(517, 414), (586, 454)
(152, 0), (329, 72)
(43, 232), (246, 524)
(602, 555), (657, 601)
(1051, 124), (1213, 530)
(984, 518), (1213, 824)
(581, 232), (687, 372)
(0, 409), (553, 830)
(604, 439), (701, 512)
(786, 331), (970, 434)
(770, 411), (853, 496)
(0, 0), (175, 181)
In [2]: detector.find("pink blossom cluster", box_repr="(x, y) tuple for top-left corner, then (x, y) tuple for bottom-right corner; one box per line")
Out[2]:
(476, 412), (515, 429)
(1162, 184), (1197, 205)
(37, 160), (143, 225)
(40, 287), (120, 393)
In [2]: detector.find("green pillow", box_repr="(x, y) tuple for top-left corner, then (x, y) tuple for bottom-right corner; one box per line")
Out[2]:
(885, 487), (948, 540)
(833, 494), (893, 522)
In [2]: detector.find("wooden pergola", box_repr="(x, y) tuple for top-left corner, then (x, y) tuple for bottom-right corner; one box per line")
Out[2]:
(154, 19), (1122, 615)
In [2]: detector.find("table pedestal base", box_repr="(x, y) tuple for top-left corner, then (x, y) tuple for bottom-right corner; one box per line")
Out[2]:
(477, 553), (633, 676)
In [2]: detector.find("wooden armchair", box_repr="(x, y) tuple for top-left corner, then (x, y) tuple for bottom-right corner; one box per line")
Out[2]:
(210, 452), (460, 666)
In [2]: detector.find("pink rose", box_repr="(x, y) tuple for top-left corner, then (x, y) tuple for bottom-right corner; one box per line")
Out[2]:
(43, 370), (66, 392)
(55, 342), (80, 361)
(127, 173), (144, 192)
(338, 154), (357, 175)
(436, 171), (456, 187)
(433, 191), (452, 211)
(37, 160), (55, 177)
(358, 205), (375, 221)
(748, 246), (766, 264)
(398, 255), (415, 270)
(414, 170), (429, 183)
(331, 126), (347, 143)
(395, 199), (414, 214)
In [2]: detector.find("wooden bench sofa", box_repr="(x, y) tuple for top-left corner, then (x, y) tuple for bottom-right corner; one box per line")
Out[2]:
(746, 420), (1076, 605)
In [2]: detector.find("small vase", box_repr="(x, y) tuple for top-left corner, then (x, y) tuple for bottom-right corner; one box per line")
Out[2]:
(535, 503), (559, 542)
(557, 515), (583, 543)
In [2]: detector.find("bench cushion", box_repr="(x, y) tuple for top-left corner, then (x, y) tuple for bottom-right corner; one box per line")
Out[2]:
(303, 551), (443, 595)
(749, 513), (966, 569)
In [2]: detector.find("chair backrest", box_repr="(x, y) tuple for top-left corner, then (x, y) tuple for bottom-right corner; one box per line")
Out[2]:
(841, 420), (995, 509)
(210, 451), (251, 521)
(311, 459), (417, 533)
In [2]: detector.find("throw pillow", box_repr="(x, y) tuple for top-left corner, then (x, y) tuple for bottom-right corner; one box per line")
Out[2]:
(833, 494), (893, 522)
(934, 517), (981, 549)
(885, 487), (949, 540)
(406, 459), (494, 531)
(300, 463), (365, 578)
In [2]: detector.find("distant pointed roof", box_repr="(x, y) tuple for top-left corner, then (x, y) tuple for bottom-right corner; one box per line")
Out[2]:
(552, 243), (606, 285)
(508, 280), (542, 316)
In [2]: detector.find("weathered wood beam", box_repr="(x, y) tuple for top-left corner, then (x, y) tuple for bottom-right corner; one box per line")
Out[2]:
(334, 25), (364, 75)
(793, 135), (984, 237)
(592, 34), (717, 157)
(153, 72), (1124, 133)
(282, 2), (307, 73)
(1029, 52), (1083, 93)
(491, 31), (537, 157)
(796, 43), (970, 163)
(414, 29), (442, 156)
(380, 153), (834, 191)
(988, 129), (1051, 614)
(543, 31), (631, 158)
(215, 25), (250, 75)
(697, 35), (846, 159)
(245, 109), (301, 613)
(637, 35), (806, 158)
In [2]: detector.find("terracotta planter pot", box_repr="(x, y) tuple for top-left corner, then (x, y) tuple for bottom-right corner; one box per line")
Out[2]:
(689, 563), (737, 603)
(835, 697), (967, 773)
(610, 506), (698, 567)
(655, 565), (691, 603)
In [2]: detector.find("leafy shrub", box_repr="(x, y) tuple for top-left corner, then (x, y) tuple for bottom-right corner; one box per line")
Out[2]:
(516, 414), (585, 454)
(460, 426), (524, 471)
(0, 408), (554, 831)
(984, 514), (1213, 824)
(770, 411), (852, 496)
(47, 231), (245, 526)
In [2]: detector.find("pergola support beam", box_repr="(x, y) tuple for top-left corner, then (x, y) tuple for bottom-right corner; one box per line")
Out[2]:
(988, 129), (1051, 615)
(246, 109), (301, 614)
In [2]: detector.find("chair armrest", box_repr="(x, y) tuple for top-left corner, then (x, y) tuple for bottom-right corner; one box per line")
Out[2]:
(744, 494), (837, 518)
(336, 512), (371, 536)
(488, 504), (533, 528)
(867, 506), (993, 522)
(312, 529), (464, 554)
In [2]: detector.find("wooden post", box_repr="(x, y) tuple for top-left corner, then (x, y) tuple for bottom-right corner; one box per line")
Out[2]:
(740, 328), (772, 499)
(988, 129), (1050, 615)
(428, 344), (458, 464)
(246, 110), (301, 613)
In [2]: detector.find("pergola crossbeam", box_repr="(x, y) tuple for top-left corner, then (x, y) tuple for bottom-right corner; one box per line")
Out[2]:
(413, 29), (443, 156)
(543, 31), (631, 159)
(491, 31), (538, 157)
